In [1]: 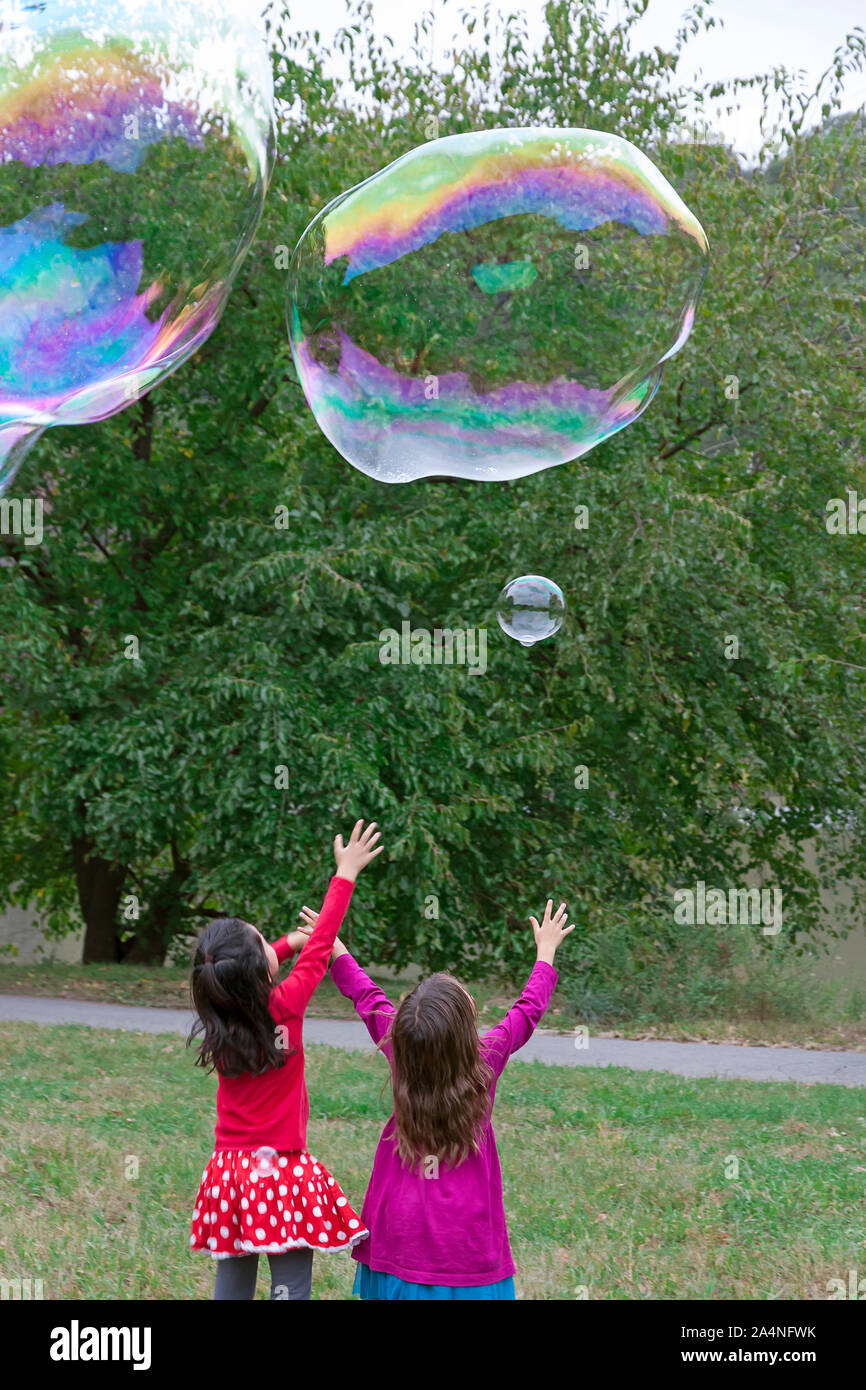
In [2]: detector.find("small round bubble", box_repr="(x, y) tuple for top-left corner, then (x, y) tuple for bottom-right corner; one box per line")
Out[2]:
(252, 1146), (278, 1181)
(497, 575), (566, 647)
(0, 0), (274, 493)
(289, 127), (708, 483)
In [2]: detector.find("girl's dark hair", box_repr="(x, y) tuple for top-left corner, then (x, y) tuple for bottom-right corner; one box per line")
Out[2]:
(388, 973), (493, 1169)
(188, 918), (287, 1078)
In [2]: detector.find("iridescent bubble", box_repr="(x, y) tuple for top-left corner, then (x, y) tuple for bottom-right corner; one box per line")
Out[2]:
(497, 575), (566, 647)
(0, 0), (275, 494)
(289, 127), (708, 484)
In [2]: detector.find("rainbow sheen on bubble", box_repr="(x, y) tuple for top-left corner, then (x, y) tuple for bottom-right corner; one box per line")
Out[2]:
(289, 127), (708, 483)
(0, 0), (274, 493)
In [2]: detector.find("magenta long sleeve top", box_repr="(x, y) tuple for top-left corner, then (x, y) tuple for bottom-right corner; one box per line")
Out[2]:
(329, 952), (558, 1287)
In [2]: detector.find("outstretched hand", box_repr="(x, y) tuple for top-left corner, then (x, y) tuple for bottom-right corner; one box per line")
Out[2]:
(299, 907), (349, 963)
(530, 900), (573, 964)
(334, 820), (383, 882)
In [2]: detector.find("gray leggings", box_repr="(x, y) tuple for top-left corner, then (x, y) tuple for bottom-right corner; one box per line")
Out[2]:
(213, 1249), (314, 1301)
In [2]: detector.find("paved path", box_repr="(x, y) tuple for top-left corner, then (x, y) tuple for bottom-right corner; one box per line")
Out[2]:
(1, 993), (864, 1086)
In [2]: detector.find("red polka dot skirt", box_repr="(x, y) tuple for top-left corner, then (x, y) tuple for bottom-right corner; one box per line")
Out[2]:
(190, 1147), (368, 1259)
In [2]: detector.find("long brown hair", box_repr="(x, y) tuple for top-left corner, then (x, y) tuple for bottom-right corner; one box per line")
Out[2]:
(389, 973), (493, 1169)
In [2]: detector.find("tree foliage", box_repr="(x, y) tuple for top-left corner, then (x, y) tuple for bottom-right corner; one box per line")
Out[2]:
(2, 0), (865, 977)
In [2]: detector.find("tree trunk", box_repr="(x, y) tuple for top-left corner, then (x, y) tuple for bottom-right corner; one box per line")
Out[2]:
(73, 834), (127, 963)
(121, 848), (192, 964)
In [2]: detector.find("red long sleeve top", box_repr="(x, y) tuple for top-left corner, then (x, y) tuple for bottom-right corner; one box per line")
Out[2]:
(213, 875), (354, 1153)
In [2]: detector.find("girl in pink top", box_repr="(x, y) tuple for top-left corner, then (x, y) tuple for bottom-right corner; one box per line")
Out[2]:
(301, 897), (573, 1299)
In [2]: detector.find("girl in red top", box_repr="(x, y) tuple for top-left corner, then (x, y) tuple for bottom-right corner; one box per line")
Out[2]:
(188, 820), (382, 1299)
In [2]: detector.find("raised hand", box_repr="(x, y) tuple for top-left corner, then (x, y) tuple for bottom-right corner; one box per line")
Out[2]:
(299, 906), (349, 961)
(529, 900), (574, 964)
(333, 819), (383, 883)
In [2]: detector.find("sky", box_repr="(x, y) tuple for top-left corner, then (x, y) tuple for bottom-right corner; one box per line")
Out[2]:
(275, 0), (866, 157)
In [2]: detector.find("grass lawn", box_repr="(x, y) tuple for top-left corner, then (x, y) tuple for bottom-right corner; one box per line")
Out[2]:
(1, 959), (866, 1050)
(1, 1021), (864, 1299)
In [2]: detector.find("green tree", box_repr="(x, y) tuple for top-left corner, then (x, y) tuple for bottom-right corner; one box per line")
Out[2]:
(2, 0), (865, 980)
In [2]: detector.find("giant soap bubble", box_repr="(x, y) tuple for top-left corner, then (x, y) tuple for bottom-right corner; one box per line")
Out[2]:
(0, 0), (275, 494)
(289, 127), (708, 483)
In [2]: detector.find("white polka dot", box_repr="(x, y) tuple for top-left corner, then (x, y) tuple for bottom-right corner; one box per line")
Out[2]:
(281, 1227), (287, 1239)
(203, 1213), (210, 1225)
(348, 1219), (359, 1229)
(270, 1216), (277, 1227)
(217, 1156), (224, 1167)
(210, 1186), (220, 1198)
(293, 1211), (302, 1222)
(278, 1186), (287, 1197)
(293, 1166), (304, 1177)
(266, 1188), (274, 1200)
(325, 1221), (332, 1231)
(292, 1185), (299, 1196)
(336, 1197), (347, 1207)
(312, 1206), (322, 1218)
(220, 1226), (229, 1238)
(313, 1165), (321, 1174)
(192, 1207), (199, 1219)
(255, 1227), (266, 1240)
(241, 1198), (249, 1210)
(242, 1158), (249, 1168)
(234, 1239), (242, 1250)
(246, 1215), (253, 1226)
(306, 1223), (313, 1233)
(220, 1200), (228, 1212)
(307, 1182), (315, 1193)
(337, 1231), (346, 1241)
(302, 1197), (307, 1208)
(257, 1202), (267, 1214)
(230, 1188), (236, 1200)
(189, 1236), (195, 1246)
(277, 1201), (283, 1211)
(208, 1237), (217, 1249)
(232, 1215), (238, 1225)
(318, 1233), (328, 1243)
(278, 1157), (288, 1168)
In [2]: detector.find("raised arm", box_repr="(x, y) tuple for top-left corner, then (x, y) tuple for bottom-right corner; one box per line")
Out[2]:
(330, 949), (397, 1052)
(482, 900), (572, 1075)
(271, 821), (383, 1021)
(297, 910), (397, 1053)
(270, 876), (354, 1020)
(270, 924), (313, 965)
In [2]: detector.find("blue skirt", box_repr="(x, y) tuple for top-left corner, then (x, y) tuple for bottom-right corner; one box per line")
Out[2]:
(353, 1264), (515, 1301)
